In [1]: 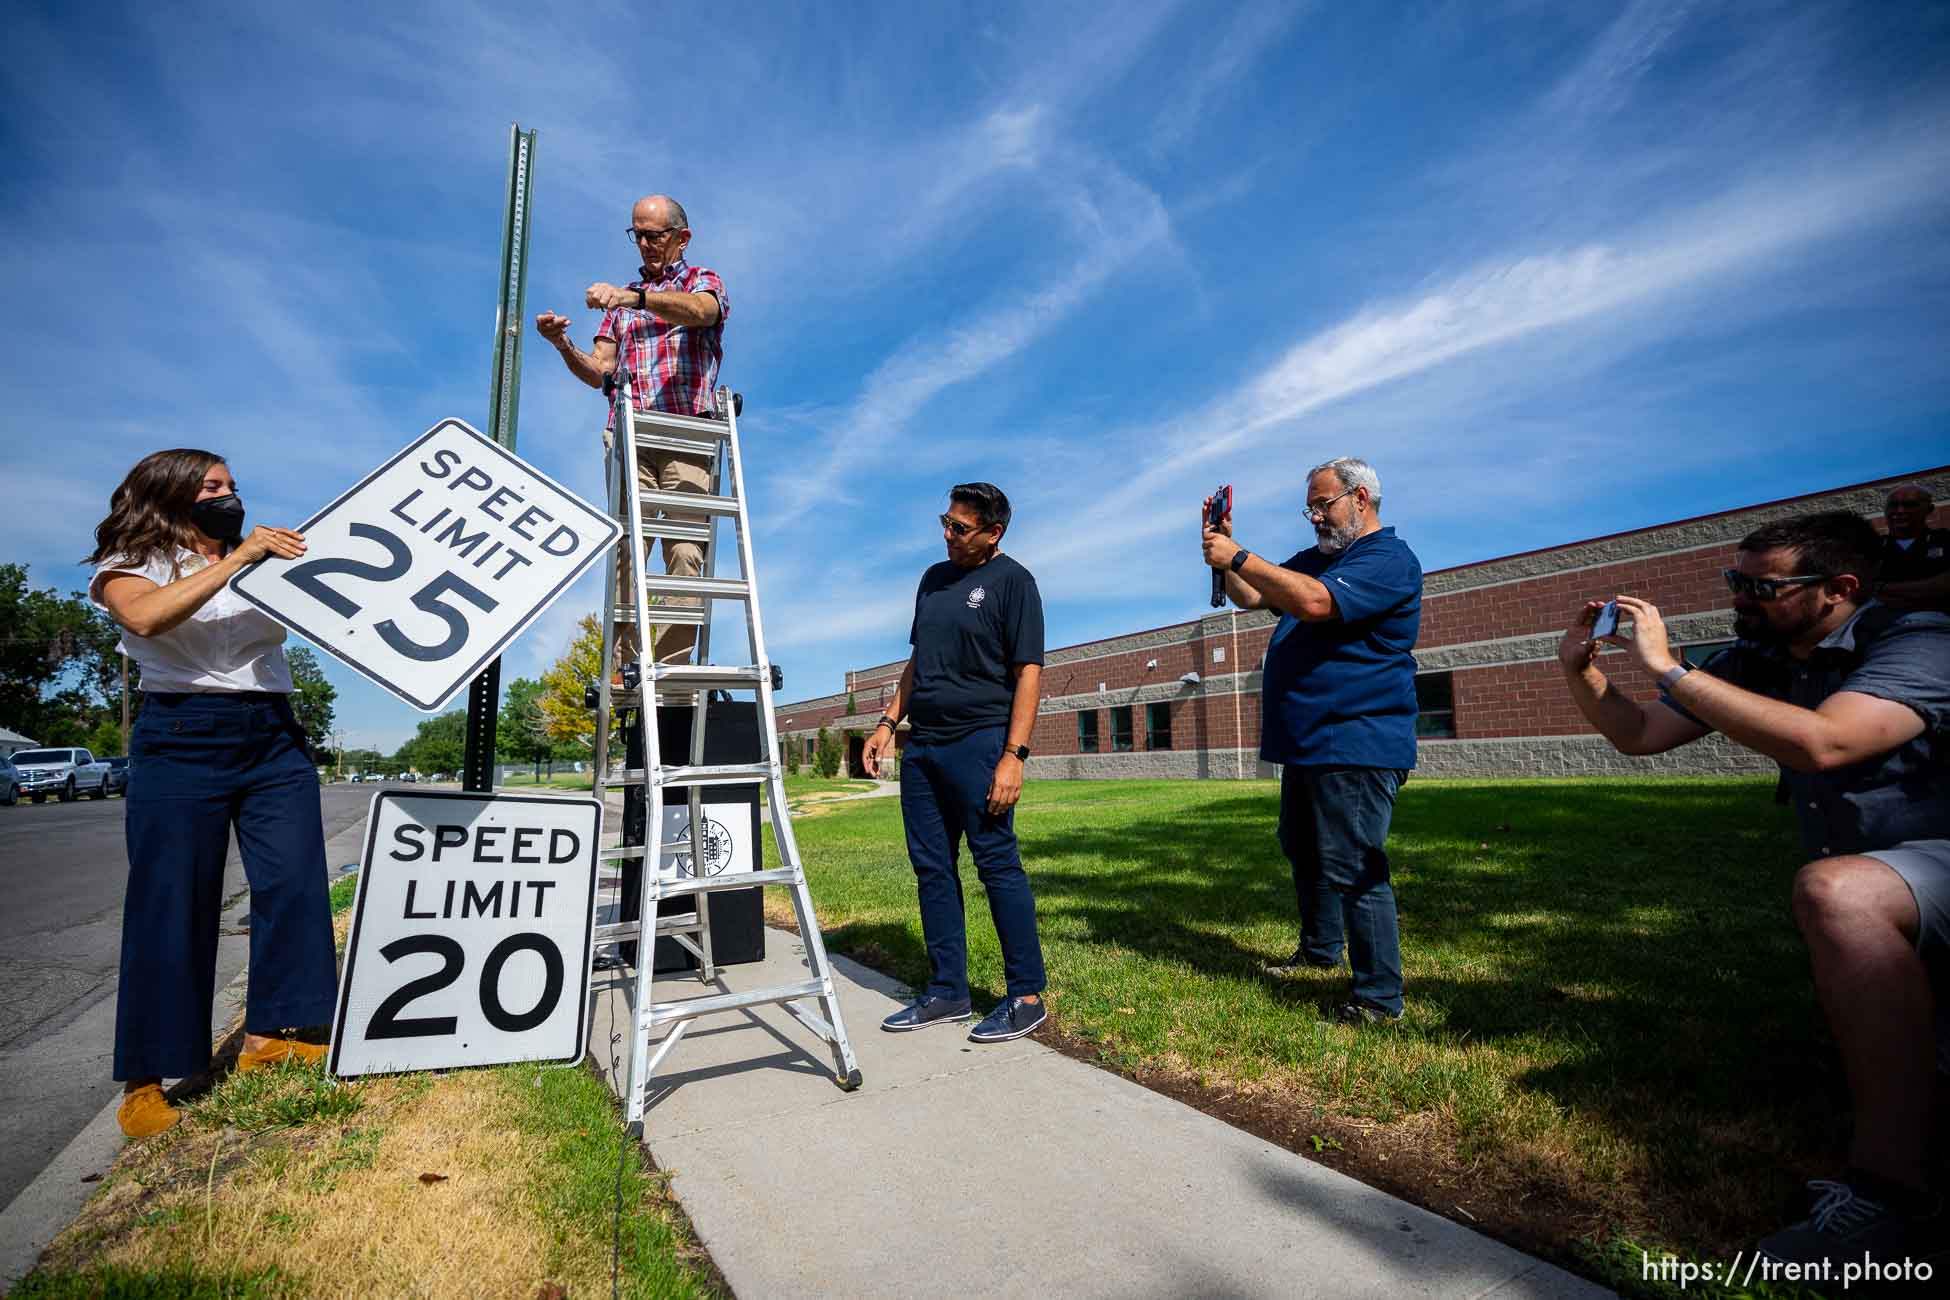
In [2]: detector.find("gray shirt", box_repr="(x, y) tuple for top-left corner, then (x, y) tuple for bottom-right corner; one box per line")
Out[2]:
(1661, 602), (1950, 857)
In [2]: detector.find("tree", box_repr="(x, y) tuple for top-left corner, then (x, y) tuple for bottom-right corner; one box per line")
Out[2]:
(285, 647), (337, 756)
(86, 716), (123, 757)
(499, 675), (559, 778)
(0, 563), (121, 739)
(814, 726), (841, 778)
(537, 614), (605, 750)
(397, 711), (468, 774)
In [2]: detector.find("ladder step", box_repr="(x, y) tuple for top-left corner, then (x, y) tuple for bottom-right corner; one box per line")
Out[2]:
(612, 604), (709, 627)
(593, 916), (704, 945)
(628, 407), (728, 439)
(645, 978), (826, 1028)
(607, 761), (774, 788)
(637, 488), (741, 517)
(652, 663), (765, 689)
(641, 574), (750, 600)
(599, 843), (646, 860)
(653, 866), (799, 900)
(632, 518), (713, 544)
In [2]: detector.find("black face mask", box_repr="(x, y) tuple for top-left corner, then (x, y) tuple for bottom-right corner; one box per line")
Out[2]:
(189, 493), (246, 542)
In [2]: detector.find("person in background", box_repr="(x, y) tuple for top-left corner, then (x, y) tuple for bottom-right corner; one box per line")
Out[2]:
(1202, 457), (1423, 1026)
(862, 483), (1050, 1043)
(88, 449), (336, 1137)
(1877, 483), (1950, 611)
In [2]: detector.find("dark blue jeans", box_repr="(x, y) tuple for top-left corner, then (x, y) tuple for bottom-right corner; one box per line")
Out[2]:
(114, 692), (337, 1080)
(900, 726), (1046, 1002)
(1278, 765), (1408, 1016)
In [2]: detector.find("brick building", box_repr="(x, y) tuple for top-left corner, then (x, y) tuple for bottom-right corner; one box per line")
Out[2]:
(774, 465), (1947, 780)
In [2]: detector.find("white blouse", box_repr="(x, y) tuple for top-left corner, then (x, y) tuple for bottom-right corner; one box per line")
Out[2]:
(90, 548), (293, 693)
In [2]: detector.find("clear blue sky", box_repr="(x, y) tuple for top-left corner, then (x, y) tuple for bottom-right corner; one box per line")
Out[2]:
(4, 1), (1945, 753)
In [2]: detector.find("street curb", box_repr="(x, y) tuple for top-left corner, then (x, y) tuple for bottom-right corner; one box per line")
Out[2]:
(0, 819), (366, 1294)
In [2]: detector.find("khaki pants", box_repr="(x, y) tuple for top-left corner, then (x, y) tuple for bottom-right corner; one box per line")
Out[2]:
(607, 429), (712, 665)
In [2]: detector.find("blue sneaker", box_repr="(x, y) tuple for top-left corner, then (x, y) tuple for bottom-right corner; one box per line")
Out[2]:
(880, 995), (973, 1032)
(968, 996), (1047, 1043)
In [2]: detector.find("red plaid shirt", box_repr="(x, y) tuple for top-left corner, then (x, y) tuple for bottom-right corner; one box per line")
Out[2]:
(596, 258), (729, 428)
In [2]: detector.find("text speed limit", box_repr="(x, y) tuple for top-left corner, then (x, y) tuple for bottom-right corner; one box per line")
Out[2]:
(231, 419), (621, 712)
(331, 790), (600, 1078)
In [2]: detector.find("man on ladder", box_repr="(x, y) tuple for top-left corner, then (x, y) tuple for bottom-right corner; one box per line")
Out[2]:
(535, 192), (728, 672)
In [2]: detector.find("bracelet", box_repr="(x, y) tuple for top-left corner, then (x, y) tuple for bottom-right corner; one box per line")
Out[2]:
(874, 716), (897, 733)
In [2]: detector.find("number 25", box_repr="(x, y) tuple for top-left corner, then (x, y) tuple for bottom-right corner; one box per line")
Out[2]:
(285, 523), (499, 662)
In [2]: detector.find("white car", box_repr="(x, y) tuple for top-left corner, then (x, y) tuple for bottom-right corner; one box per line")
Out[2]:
(10, 748), (113, 803)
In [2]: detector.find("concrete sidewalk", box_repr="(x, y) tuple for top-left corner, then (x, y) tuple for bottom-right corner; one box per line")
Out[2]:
(590, 930), (1613, 1299)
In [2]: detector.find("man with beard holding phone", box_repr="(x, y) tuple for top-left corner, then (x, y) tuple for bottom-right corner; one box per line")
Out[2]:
(1202, 457), (1423, 1026)
(1558, 510), (1950, 1272)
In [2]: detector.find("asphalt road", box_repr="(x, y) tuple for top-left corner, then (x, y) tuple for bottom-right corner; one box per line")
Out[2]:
(0, 783), (375, 1212)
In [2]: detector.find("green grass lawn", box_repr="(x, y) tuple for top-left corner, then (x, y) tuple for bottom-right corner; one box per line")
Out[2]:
(791, 775), (1847, 1282)
(498, 771), (595, 791)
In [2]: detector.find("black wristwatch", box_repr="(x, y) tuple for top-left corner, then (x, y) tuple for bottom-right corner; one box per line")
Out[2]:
(1008, 743), (1031, 761)
(635, 286), (648, 309)
(874, 715), (898, 734)
(1230, 548), (1252, 574)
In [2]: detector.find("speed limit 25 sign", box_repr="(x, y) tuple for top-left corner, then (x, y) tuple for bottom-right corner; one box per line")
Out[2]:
(330, 790), (600, 1078)
(231, 418), (621, 712)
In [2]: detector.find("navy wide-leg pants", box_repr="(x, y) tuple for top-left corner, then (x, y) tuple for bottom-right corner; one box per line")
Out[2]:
(899, 725), (1046, 1002)
(114, 691), (337, 1081)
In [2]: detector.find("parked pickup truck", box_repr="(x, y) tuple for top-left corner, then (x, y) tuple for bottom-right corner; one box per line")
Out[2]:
(10, 747), (114, 803)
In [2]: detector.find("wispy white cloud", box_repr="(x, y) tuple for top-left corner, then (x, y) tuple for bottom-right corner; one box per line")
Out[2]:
(1542, 0), (1697, 124)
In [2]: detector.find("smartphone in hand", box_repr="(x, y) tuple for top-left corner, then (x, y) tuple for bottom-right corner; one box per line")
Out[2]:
(1591, 599), (1620, 639)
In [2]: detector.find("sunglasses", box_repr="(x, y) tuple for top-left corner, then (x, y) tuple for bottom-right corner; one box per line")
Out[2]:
(1722, 569), (1828, 601)
(939, 513), (991, 538)
(625, 226), (680, 244)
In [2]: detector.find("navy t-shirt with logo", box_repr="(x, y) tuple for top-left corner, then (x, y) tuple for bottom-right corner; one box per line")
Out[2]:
(1258, 527), (1423, 769)
(907, 553), (1045, 743)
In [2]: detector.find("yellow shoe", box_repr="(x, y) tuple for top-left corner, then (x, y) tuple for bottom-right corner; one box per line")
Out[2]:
(117, 1084), (180, 1138)
(236, 1037), (329, 1072)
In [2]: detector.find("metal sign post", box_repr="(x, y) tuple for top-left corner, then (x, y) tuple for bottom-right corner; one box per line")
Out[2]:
(464, 124), (537, 793)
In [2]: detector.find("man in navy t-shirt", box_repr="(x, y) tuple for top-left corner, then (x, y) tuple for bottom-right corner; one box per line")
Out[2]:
(1202, 457), (1423, 1024)
(862, 483), (1050, 1043)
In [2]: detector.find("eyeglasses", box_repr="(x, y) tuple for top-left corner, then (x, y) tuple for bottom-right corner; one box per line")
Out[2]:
(1722, 569), (1828, 601)
(939, 513), (989, 538)
(626, 226), (680, 244)
(1304, 486), (1358, 520)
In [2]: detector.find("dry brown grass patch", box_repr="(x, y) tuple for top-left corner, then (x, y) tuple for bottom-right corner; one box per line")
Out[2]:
(38, 1070), (589, 1299)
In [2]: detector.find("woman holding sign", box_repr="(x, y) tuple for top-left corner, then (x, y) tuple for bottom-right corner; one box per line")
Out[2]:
(88, 449), (337, 1138)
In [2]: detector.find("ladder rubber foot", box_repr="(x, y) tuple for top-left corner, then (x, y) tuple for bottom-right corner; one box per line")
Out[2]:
(837, 1069), (864, 1092)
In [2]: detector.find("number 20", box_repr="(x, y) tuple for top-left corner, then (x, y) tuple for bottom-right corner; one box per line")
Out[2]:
(285, 523), (499, 662)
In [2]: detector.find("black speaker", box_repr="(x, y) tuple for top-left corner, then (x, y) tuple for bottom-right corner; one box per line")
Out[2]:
(615, 699), (766, 971)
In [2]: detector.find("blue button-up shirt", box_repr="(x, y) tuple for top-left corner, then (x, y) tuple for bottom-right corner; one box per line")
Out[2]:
(1258, 527), (1423, 769)
(1664, 602), (1950, 856)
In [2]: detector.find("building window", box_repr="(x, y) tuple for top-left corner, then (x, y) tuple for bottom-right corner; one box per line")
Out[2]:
(1110, 705), (1134, 753)
(1415, 672), (1456, 738)
(1077, 710), (1100, 754)
(1146, 702), (1172, 750)
(1681, 640), (1734, 668)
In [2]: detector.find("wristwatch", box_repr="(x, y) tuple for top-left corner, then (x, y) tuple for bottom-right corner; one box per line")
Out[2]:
(1658, 663), (1692, 691)
(874, 715), (897, 734)
(1230, 548), (1252, 574)
(1008, 743), (1031, 761)
(635, 287), (647, 309)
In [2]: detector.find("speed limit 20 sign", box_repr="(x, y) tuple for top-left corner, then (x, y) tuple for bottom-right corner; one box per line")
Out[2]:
(232, 419), (621, 712)
(330, 790), (600, 1078)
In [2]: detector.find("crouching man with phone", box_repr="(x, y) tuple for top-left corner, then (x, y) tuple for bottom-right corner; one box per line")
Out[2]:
(1558, 510), (1950, 1271)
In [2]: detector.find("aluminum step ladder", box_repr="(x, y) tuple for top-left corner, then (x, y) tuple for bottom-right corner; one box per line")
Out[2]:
(589, 382), (862, 1126)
